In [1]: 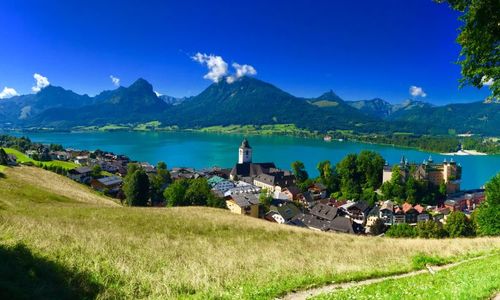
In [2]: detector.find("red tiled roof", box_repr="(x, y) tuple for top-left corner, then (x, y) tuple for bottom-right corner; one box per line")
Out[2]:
(414, 204), (425, 214)
(402, 202), (413, 213)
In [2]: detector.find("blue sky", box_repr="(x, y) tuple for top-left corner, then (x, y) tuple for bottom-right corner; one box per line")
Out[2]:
(0, 0), (492, 104)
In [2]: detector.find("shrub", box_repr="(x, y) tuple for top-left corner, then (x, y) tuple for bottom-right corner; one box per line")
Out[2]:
(474, 204), (500, 236)
(385, 223), (416, 238)
(416, 220), (448, 239)
(411, 253), (446, 269)
(445, 211), (475, 237)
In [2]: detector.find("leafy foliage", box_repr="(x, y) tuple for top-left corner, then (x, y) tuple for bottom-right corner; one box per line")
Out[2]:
(445, 211), (475, 237)
(163, 178), (224, 208)
(150, 162), (171, 205)
(416, 220), (448, 239)
(291, 161), (309, 183)
(475, 172), (500, 236)
(385, 223), (417, 238)
(336, 151), (384, 200)
(123, 164), (150, 206)
(436, 0), (499, 101)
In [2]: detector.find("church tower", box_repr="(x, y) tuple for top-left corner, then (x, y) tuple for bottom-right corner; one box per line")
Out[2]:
(238, 138), (252, 164)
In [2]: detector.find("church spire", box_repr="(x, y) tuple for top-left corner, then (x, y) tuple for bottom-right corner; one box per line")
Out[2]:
(238, 138), (253, 163)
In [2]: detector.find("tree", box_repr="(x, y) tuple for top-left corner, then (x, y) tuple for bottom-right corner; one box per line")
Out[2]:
(474, 205), (500, 236)
(164, 179), (189, 207)
(385, 223), (417, 238)
(184, 178), (212, 206)
(405, 176), (418, 205)
(445, 211), (475, 237)
(207, 194), (226, 209)
(91, 165), (102, 178)
(485, 173), (500, 206)
(416, 220), (448, 239)
(357, 150), (385, 189)
(317, 160), (339, 194)
(123, 167), (150, 206)
(259, 188), (273, 211)
(381, 165), (406, 202)
(474, 172), (500, 236)
(436, 0), (499, 101)
(336, 154), (362, 200)
(150, 161), (171, 205)
(291, 161), (308, 183)
(361, 187), (378, 207)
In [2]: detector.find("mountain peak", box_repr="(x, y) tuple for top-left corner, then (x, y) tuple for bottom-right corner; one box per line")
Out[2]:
(315, 90), (343, 102)
(129, 78), (153, 91)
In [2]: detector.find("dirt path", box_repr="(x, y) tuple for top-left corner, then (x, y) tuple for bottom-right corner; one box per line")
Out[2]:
(280, 255), (491, 300)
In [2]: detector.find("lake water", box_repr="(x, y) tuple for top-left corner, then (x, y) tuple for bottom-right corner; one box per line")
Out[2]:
(6, 130), (500, 189)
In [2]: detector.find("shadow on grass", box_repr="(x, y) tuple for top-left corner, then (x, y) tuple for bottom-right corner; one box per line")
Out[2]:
(0, 243), (102, 300)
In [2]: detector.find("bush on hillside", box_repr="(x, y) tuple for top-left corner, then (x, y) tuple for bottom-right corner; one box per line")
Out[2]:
(416, 220), (448, 239)
(385, 223), (416, 238)
(445, 211), (475, 238)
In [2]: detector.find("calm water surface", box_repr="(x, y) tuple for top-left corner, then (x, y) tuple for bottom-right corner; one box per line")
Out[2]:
(7, 131), (500, 189)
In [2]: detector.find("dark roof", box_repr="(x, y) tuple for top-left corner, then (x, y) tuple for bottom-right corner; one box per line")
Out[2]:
(230, 162), (276, 178)
(300, 191), (315, 203)
(69, 166), (92, 174)
(254, 172), (295, 187)
(230, 193), (260, 208)
(328, 217), (354, 234)
(276, 203), (301, 221)
(96, 176), (122, 186)
(286, 218), (308, 228)
(240, 138), (251, 149)
(294, 212), (354, 234)
(296, 213), (330, 230)
(367, 206), (380, 217)
(284, 186), (300, 195)
(310, 203), (338, 221)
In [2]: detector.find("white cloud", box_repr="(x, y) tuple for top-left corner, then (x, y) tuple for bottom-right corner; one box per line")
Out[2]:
(154, 91), (162, 97)
(226, 63), (257, 83)
(192, 52), (228, 83)
(110, 75), (120, 87)
(409, 85), (427, 97)
(233, 63), (257, 78)
(192, 52), (258, 84)
(0, 87), (19, 99)
(481, 76), (494, 86)
(32, 73), (50, 93)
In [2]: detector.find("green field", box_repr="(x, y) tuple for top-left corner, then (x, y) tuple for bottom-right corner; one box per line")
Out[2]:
(314, 253), (500, 300)
(1, 166), (499, 299)
(198, 124), (318, 137)
(3, 148), (78, 170)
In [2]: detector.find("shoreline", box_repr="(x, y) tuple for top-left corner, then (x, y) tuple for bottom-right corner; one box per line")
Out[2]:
(440, 149), (487, 156)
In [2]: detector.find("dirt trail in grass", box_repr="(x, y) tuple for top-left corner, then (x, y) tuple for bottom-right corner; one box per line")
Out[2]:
(280, 255), (492, 300)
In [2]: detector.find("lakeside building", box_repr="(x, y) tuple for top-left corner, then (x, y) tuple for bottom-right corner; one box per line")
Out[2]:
(383, 156), (462, 194)
(229, 138), (296, 190)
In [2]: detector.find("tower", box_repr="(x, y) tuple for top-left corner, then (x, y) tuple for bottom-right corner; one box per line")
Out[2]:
(238, 138), (252, 164)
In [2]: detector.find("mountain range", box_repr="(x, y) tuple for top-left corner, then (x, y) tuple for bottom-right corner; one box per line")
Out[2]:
(0, 76), (498, 135)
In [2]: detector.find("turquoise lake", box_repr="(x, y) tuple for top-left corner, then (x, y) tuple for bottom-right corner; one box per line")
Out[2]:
(7, 130), (500, 189)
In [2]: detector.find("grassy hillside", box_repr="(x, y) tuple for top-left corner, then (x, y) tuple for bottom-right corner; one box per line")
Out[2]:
(1, 166), (499, 299)
(3, 148), (78, 170)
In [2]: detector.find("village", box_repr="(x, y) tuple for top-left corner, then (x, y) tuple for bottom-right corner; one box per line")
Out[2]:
(0, 136), (487, 236)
